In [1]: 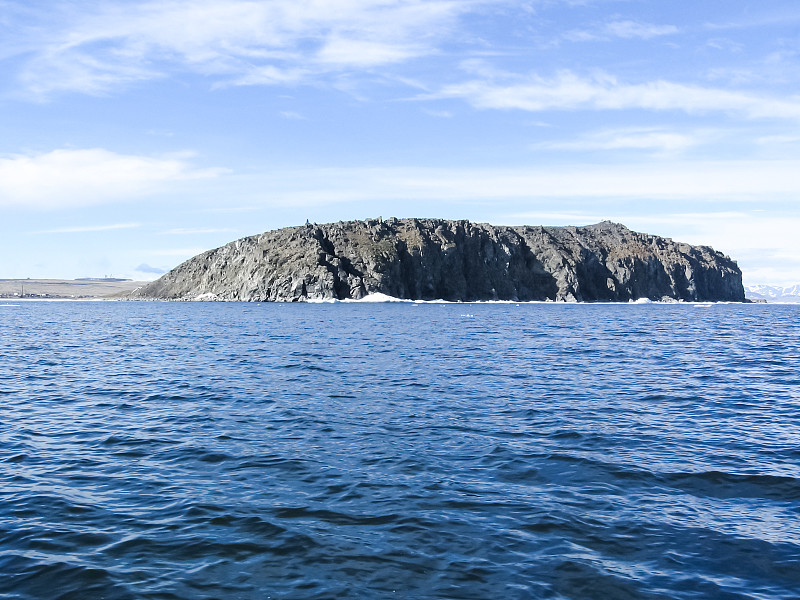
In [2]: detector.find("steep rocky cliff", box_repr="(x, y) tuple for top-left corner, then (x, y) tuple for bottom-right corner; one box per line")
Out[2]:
(133, 219), (745, 302)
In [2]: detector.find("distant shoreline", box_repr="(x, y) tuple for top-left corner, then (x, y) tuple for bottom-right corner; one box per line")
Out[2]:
(0, 279), (147, 299)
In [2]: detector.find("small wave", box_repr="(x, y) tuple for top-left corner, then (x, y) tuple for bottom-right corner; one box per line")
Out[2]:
(0, 556), (133, 600)
(272, 506), (401, 527)
(196, 451), (237, 464)
(100, 533), (271, 561)
(661, 471), (800, 501)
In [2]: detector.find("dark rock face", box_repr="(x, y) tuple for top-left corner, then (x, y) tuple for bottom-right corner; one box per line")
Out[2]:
(133, 219), (746, 302)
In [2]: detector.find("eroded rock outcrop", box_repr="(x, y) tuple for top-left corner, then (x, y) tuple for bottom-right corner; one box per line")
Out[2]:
(132, 219), (745, 302)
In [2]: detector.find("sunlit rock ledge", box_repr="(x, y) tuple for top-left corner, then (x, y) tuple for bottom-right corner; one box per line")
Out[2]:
(131, 218), (746, 303)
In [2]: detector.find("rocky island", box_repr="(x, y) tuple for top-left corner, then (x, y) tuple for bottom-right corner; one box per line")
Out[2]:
(132, 218), (745, 303)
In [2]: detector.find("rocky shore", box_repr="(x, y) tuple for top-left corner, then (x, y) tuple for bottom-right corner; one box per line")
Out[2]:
(132, 219), (745, 303)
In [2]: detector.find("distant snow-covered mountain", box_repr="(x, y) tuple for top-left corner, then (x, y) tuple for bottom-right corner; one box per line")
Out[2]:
(746, 284), (800, 302)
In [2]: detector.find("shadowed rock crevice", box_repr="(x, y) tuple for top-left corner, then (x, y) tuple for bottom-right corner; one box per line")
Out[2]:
(132, 219), (746, 302)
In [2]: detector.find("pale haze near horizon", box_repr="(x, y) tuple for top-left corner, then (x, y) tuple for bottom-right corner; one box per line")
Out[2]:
(1, 0), (799, 287)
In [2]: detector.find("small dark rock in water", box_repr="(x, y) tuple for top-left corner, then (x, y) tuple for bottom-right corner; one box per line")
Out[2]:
(132, 218), (746, 302)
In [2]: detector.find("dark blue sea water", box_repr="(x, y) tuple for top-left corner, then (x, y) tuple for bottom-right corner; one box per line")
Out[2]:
(1, 301), (799, 600)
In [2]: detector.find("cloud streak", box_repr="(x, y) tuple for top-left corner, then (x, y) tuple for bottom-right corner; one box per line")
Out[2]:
(8, 0), (489, 97)
(160, 228), (236, 235)
(237, 160), (800, 205)
(566, 19), (679, 42)
(34, 223), (141, 234)
(532, 127), (702, 154)
(0, 148), (224, 208)
(436, 71), (800, 120)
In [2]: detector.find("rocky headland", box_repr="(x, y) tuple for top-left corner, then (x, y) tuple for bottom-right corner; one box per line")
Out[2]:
(132, 218), (746, 303)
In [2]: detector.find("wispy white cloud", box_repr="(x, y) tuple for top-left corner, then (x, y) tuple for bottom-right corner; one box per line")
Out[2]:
(706, 48), (799, 86)
(435, 70), (800, 120)
(225, 66), (308, 88)
(704, 10), (800, 32)
(422, 108), (454, 118)
(0, 148), (225, 208)
(316, 37), (423, 67)
(143, 247), (209, 257)
(9, 0), (490, 97)
(160, 227), (236, 234)
(605, 20), (678, 39)
(706, 66), (762, 86)
(279, 110), (306, 120)
(147, 129), (176, 137)
(19, 50), (161, 97)
(34, 223), (141, 234)
(227, 159), (800, 205)
(705, 38), (744, 52)
(566, 19), (678, 42)
(757, 134), (800, 145)
(533, 127), (702, 154)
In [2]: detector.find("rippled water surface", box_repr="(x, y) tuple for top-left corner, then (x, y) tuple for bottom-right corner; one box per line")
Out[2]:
(1, 301), (799, 599)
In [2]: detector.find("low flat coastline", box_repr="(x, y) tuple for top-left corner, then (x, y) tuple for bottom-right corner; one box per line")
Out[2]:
(0, 279), (147, 300)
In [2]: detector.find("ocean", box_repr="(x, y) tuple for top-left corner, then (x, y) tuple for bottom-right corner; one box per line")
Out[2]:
(1, 301), (798, 599)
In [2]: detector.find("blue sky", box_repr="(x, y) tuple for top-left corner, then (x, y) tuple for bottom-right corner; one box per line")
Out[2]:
(2, 0), (799, 286)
